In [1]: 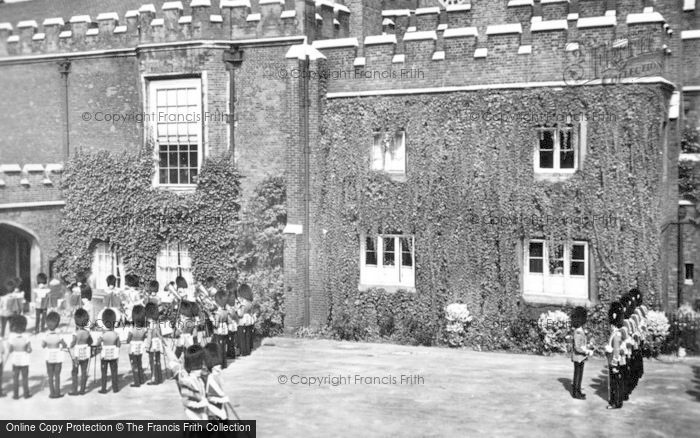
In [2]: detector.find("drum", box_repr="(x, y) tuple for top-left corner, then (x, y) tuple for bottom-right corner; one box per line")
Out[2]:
(96, 307), (123, 330)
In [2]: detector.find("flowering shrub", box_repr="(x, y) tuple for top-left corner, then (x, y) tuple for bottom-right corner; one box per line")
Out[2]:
(537, 310), (571, 354)
(670, 304), (700, 353)
(444, 303), (474, 347)
(645, 310), (670, 357)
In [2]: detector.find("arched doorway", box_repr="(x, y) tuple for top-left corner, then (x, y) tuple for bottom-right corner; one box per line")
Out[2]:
(0, 221), (41, 303)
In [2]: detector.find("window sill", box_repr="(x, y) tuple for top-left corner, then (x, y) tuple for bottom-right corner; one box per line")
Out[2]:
(534, 172), (577, 183)
(684, 280), (694, 286)
(155, 184), (197, 193)
(358, 284), (416, 293)
(522, 293), (590, 306)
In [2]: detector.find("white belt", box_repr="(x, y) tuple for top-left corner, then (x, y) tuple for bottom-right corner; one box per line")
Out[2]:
(130, 341), (144, 355)
(74, 345), (90, 361)
(12, 352), (30, 367)
(46, 348), (63, 364)
(101, 345), (119, 360)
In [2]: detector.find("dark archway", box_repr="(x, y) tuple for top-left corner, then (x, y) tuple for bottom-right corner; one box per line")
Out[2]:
(0, 222), (41, 303)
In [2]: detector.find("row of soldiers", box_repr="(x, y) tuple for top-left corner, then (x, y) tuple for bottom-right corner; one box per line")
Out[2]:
(0, 272), (256, 421)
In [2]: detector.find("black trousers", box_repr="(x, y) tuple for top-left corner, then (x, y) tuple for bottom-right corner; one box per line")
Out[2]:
(35, 308), (47, 333)
(46, 362), (62, 396)
(212, 333), (229, 368)
(148, 352), (162, 384)
(238, 326), (254, 356)
(0, 316), (9, 337)
(71, 359), (89, 394)
(12, 365), (29, 398)
(227, 330), (237, 358)
(608, 366), (624, 408)
(129, 354), (145, 386)
(100, 359), (119, 392)
(0, 362), (3, 395)
(572, 361), (585, 394)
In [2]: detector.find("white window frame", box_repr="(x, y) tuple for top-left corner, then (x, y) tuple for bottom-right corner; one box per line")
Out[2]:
(534, 124), (578, 174)
(371, 130), (406, 175)
(91, 242), (125, 292)
(148, 78), (203, 190)
(523, 239), (588, 299)
(155, 241), (194, 293)
(360, 234), (415, 289)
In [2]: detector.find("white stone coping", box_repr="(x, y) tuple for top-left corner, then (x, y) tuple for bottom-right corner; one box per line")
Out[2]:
(577, 15), (616, 28)
(23, 164), (45, 173)
(643, 7), (653, 13)
(125, 10), (140, 18)
(45, 164), (64, 173)
(0, 164), (22, 173)
(443, 27), (478, 38)
(403, 30), (437, 41)
(432, 50), (445, 61)
(247, 13), (262, 22)
(7, 35), (19, 43)
(406, 26), (416, 32)
(474, 48), (488, 58)
(334, 19), (340, 26)
(605, 10), (616, 16)
(486, 23), (522, 35)
(353, 57), (366, 67)
(282, 224), (303, 235)
(59, 31), (72, 38)
(445, 4), (471, 12)
(261, 0), (284, 4)
(151, 18), (165, 26)
(86, 28), (99, 36)
(0, 23), (13, 31)
(32, 33), (45, 40)
(220, 0), (250, 7)
(364, 34), (397, 45)
(311, 37), (358, 49)
(178, 16), (193, 24)
(567, 13), (579, 21)
(518, 45), (532, 54)
(315, 13), (322, 21)
(507, 0), (533, 6)
(681, 30), (700, 39)
(382, 9), (411, 17)
(17, 20), (38, 28)
(684, 0), (696, 11)
(392, 54), (405, 63)
(114, 25), (128, 33)
(542, 0), (569, 3)
(281, 10), (297, 19)
(334, 4), (350, 14)
(138, 4), (157, 13)
(530, 19), (567, 32)
(415, 7), (440, 15)
(285, 43), (325, 60)
(531, 16), (542, 22)
(69, 15), (92, 24)
(162, 2), (184, 10)
(210, 15), (223, 23)
(96, 13), (120, 21)
(191, 0), (212, 7)
(314, 0), (333, 8)
(383, 18), (395, 26)
(437, 23), (448, 31)
(627, 12), (665, 25)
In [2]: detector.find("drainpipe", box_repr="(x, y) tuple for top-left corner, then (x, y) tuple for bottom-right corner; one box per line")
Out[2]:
(223, 47), (244, 158)
(302, 55), (311, 327)
(58, 59), (71, 158)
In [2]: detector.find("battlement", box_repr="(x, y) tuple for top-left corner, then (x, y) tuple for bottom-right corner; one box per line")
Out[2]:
(0, 163), (64, 206)
(0, 0), (352, 57)
(309, 1), (700, 94)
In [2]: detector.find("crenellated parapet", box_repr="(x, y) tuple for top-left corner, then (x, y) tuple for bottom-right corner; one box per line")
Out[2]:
(0, 0), (352, 58)
(313, 2), (677, 94)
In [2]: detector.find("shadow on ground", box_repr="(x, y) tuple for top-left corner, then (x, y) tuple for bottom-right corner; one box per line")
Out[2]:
(589, 366), (609, 402)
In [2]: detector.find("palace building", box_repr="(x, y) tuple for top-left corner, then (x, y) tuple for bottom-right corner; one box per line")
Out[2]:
(0, 0), (699, 331)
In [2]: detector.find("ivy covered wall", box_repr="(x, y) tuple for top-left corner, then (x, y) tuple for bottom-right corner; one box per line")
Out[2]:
(314, 85), (671, 346)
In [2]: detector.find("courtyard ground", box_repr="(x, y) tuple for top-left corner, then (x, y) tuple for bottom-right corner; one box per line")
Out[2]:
(1, 333), (698, 437)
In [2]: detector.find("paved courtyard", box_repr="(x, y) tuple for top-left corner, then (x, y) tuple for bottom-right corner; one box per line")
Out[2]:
(1, 334), (699, 437)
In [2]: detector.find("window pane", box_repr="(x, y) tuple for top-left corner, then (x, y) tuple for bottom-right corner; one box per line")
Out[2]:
(365, 237), (377, 266)
(549, 244), (564, 275)
(529, 259), (543, 273)
(529, 242), (543, 258)
(685, 264), (694, 281)
(383, 237), (395, 266)
(560, 150), (575, 169)
(401, 237), (413, 267)
(540, 151), (554, 169)
(371, 134), (383, 171)
(159, 169), (168, 184)
(169, 169), (178, 184)
(570, 261), (585, 276)
(386, 131), (406, 174)
(539, 130), (554, 150)
(571, 244), (585, 261)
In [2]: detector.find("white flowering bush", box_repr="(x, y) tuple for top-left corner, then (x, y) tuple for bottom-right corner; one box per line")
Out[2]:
(444, 303), (474, 347)
(645, 310), (670, 356)
(537, 310), (571, 353)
